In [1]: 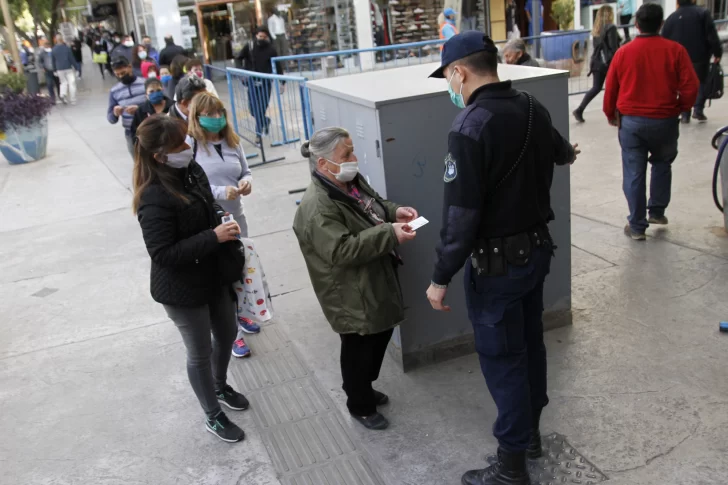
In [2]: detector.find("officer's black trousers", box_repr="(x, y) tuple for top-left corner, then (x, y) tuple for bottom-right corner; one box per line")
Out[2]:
(465, 245), (551, 452)
(340, 328), (394, 416)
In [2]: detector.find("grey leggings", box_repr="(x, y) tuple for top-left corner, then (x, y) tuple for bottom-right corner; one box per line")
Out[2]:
(163, 286), (238, 418)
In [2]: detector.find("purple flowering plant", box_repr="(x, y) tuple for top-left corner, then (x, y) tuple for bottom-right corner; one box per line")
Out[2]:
(0, 84), (53, 134)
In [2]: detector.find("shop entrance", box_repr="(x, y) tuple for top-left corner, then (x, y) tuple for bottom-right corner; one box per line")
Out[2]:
(195, 0), (259, 66)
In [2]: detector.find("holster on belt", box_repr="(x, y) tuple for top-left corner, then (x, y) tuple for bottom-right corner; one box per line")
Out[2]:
(471, 225), (552, 276)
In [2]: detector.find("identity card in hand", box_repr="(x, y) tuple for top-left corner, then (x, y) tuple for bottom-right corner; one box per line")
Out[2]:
(407, 216), (429, 231)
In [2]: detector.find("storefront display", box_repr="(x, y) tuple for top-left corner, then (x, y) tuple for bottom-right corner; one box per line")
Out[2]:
(288, 5), (337, 55)
(387, 0), (443, 45)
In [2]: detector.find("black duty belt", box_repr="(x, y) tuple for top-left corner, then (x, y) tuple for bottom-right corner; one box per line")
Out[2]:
(471, 225), (553, 277)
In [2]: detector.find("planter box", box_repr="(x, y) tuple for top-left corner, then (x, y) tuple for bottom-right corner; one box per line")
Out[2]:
(0, 120), (49, 164)
(540, 30), (590, 62)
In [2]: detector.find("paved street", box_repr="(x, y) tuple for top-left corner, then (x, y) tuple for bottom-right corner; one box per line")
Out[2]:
(2, 62), (728, 485)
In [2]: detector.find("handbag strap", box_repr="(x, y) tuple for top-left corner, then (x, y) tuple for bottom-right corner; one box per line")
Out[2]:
(491, 92), (534, 194)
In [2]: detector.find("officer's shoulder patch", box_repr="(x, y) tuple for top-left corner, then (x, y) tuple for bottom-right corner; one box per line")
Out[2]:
(444, 153), (457, 183)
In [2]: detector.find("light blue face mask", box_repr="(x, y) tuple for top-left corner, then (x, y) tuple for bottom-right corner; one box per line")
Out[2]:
(448, 70), (466, 109)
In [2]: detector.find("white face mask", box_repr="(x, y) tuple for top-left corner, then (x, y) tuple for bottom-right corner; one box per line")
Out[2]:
(124, 40), (134, 47)
(165, 148), (193, 168)
(326, 158), (359, 183)
(147, 71), (158, 78)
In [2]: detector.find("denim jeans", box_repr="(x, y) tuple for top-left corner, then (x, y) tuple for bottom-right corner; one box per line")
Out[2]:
(618, 116), (679, 233)
(247, 79), (272, 136)
(465, 245), (551, 452)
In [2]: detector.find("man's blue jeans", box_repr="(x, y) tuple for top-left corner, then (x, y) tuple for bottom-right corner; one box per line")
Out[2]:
(465, 245), (551, 452)
(618, 116), (679, 234)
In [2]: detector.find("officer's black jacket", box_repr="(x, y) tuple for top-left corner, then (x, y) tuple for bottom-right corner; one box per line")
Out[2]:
(432, 80), (573, 286)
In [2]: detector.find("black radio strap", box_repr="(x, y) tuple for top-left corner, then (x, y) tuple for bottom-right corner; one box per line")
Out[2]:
(490, 92), (534, 195)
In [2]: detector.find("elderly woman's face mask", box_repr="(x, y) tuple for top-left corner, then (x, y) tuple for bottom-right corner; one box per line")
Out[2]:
(323, 140), (358, 183)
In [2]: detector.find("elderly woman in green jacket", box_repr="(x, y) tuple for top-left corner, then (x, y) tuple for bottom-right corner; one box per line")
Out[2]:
(293, 127), (418, 431)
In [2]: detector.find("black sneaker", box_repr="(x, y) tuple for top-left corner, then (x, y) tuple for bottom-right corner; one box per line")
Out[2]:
(205, 411), (245, 443)
(350, 412), (389, 430)
(374, 390), (389, 406)
(572, 109), (585, 123)
(680, 112), (691, 124)
(692, 112), (708, 122)
(216, 384), (250, 411)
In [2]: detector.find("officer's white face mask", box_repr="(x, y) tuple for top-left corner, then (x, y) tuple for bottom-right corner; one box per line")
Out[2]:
(325, 158), (359, 183)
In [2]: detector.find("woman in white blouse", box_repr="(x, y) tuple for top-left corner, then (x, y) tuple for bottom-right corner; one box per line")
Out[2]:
(188, 92), (261, 355)
(188, 92), (252, 236)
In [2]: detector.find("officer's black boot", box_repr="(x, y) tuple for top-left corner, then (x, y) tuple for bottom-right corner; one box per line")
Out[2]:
(462, 448), (531, 485)
(526, 429), (542, 459)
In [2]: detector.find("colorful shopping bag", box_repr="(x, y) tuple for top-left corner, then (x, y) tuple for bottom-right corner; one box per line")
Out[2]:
(233, 238), (273, 323)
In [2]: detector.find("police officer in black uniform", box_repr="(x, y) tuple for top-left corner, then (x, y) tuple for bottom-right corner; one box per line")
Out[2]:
(425, 31), (579, 485)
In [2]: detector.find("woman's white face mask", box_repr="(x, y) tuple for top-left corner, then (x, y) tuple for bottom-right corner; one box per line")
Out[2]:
(325, 158), (359, 182)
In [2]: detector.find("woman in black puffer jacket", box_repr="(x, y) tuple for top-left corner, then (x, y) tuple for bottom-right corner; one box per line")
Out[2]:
(133, 114), (248, 443)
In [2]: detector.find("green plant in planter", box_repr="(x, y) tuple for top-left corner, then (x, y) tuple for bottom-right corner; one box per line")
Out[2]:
(551, 0), (575, 30)
(0, 73), (26, 94)
(0, 86), (54, 164)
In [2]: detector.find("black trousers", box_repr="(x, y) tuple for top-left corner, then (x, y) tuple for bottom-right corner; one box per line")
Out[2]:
(620, 14), (631, 41)
(340, 328), (394, 416)
(577, 69), (607, 113)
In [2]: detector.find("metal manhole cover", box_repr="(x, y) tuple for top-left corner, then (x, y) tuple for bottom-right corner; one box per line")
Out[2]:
(530, 433), (608, 485)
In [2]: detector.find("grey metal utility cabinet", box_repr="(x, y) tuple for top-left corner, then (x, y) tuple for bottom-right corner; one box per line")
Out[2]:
(307, 63), (572, 372)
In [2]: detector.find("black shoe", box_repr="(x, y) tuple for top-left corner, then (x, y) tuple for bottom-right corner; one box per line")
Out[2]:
(692, 111), (707, 122)
(350, 412), (389, 430)
(216, 384), (250, 411)
(526, 430), (542, 459)
(205, 411), (245, 443)
(572, 109), (585, 123)
(374, 390), (389, 406)
(486, 430), (541, 463)
(463, 448), (530, 485)
(647, 215), (668, 225)
(680, 112), (691, 124)
(624, 224), (646, 241)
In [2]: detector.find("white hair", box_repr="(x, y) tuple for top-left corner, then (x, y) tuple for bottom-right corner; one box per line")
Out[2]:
(301, 127), (350, 171)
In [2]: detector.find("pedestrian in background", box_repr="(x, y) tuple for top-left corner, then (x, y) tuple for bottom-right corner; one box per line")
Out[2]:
(293, 127), (419, 431)
(662, 0), (722, 123)
(71, 38), (84, 78)
(159, 35), (186, 67)
(235, 28), (285, 143)
(110, 35), (134, 63)
(51, 34), (79, 105)
(142, 35), (159, 64)
(169, 74), (207, 123)
(603, 3), (699, 240)
(502, 38), (540, 66)
(439, 7), (459, 45)
(573, 5), (620, 122)
(130, 77), (174, 141)
(165, 55), (189, 100)
(133, 115), (249, 443)
(188, 92), (259, 356)
(618, 0), (633, 41)
(107, 57), (147, 155)
(131, 44), (154, 78)
(185, 58), (219, 97)
(92, 36), (109, 79)
(36, 39), (58, 104)
(427, 31), (577, 485)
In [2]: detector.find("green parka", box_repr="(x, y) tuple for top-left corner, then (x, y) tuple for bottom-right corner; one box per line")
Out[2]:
(292, 172), (404, 335)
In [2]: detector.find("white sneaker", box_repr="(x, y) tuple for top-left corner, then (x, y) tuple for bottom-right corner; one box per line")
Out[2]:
(414, 7), (424, 13)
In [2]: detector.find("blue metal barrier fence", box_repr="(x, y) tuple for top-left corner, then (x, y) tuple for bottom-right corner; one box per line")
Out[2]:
(225, 67), (313, 167)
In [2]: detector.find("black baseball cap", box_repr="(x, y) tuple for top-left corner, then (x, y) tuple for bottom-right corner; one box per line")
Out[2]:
(430, 31), (499, 78)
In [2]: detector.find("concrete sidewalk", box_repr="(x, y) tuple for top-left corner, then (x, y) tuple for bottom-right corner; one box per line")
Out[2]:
(2, 62), (728, 485)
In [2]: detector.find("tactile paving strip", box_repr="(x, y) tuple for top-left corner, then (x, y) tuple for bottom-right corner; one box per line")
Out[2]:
(230, 323), (385, 485)
(530, 433), (608, 485)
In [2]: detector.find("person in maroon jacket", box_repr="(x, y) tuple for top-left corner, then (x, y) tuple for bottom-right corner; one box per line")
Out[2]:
(603, 3), (698, 241)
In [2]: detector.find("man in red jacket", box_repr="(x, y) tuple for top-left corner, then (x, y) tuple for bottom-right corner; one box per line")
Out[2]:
(603, 3), (698, 240)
